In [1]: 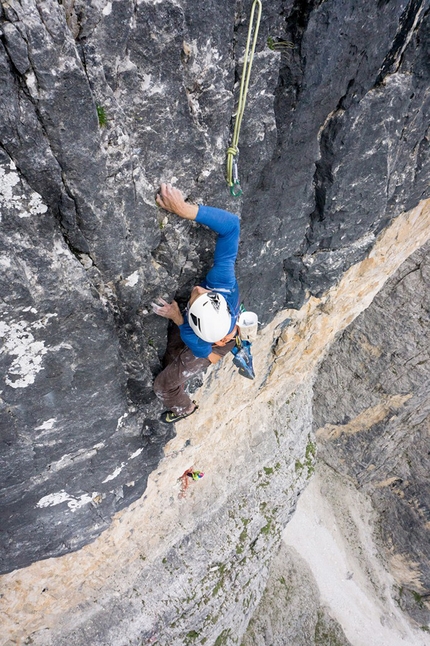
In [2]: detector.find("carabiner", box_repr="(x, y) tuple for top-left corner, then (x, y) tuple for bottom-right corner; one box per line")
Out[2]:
(230, 156), (243, 197)
(230, 181), (243, 197)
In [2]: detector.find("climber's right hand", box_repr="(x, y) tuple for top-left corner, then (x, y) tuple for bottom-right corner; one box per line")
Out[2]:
(151, 298), (184, 326)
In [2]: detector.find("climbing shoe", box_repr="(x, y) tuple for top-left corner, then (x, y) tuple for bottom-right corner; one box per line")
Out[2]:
(160, 403), (198, 424)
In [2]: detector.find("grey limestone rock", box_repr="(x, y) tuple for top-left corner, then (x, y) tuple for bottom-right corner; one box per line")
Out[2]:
(314, 239), (430, 626)
(245, 0), (430, 316)
(0, 148), (174, 572)
(0, 0), (429, 618)
(241, 542), (352, 646)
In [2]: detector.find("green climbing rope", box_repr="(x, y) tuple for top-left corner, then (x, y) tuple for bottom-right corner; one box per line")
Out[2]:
(226, 0), (262, 197)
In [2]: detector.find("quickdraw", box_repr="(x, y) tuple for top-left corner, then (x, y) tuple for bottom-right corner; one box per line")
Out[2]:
(226, 0), (262, 197)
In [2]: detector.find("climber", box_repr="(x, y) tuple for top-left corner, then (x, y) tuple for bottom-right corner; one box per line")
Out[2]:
(152, 183), (240, 423)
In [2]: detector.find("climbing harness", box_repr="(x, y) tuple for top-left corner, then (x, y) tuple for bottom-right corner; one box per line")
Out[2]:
(226, 0), (262, 197)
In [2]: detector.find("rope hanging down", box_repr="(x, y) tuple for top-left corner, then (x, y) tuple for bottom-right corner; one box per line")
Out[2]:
(226, 0), (262, 197)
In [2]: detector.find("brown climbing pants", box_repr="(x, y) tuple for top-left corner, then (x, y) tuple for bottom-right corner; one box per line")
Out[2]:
(153, 324), (235, 414)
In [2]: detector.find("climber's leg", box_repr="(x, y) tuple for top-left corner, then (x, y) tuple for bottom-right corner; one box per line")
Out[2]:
(161, 322), (185, 368)
(154, 328), (210, 416)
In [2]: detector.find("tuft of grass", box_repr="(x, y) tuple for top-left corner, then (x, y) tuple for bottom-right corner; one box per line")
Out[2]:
(295, 437), (317, 478)
(214, 630), (231, 646)
(96, 104), (107, 127)
(260, 520), (272, 535)
(412, 590), (425, 608)
(186, 631), (200, 640)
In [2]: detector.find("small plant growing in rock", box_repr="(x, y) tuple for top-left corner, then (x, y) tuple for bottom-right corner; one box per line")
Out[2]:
(96, 104), (108, 127)
(267, 36), (294, 52)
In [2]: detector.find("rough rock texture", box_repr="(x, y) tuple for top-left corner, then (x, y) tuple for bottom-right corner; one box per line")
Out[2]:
(1, 200), (429, 645)
(0, 149), (177, 572)
(241, 244), (430, 646)
(314, 239), (430, 629)
(240, 0), (430, 317)
(242, 539), (352, 646)
(1, 0), (430, 572)
(1, 0), (430, 644)
(0, 0), (283, 571)
(246, 461), (430, 646)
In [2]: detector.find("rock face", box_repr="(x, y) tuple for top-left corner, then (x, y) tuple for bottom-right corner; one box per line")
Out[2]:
(1, 0), (430, 644)
(243, 523), (353, 646)
(313, 239), (430, 628)
(240, 0), (430, 316)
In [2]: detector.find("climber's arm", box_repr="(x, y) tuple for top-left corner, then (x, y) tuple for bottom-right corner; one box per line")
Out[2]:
(156, 183), (198, 220)
(154, 184), (239, 362)
(155, 185), (241, 284)
(196, 206), (240, 290)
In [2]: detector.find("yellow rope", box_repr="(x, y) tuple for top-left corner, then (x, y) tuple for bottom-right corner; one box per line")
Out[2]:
(226, 0), (262, 197)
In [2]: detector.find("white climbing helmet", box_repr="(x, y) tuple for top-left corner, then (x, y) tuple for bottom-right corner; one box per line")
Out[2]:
(188, 291), (231, 343)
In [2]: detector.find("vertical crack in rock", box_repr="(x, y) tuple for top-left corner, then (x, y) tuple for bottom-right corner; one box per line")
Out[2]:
(279, 0), (430, 310)
(307, 106), (346, 253)
(376, 0), (428, 84)
(240, 0), (430, 322)
(0, 7), (95, 259)
(275, 0), (324, 126)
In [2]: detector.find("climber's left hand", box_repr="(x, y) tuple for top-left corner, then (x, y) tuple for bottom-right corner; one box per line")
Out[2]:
(156, 183), (198, 220)
(151, 298), (184, 326)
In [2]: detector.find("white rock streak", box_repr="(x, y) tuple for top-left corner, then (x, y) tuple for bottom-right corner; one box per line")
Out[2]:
(36, 490), (96, 512)
(1, 321), (48, 389)
(0, 163), (20, 221)
(35, 418), (56, 431)
(0, 160), (47, 220)
(124, 270), (139, 286)
(0, 314), (57, 388)
(130, 448), (143, 459)
(102, 446), (144, 483)
(103, 464), (125, 483)
(102, 1), (112, 15)
(35, 437), (144, 507)
(24, 191), (48, 217)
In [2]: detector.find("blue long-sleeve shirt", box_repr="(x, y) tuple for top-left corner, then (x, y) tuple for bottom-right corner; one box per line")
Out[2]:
(179, 205), (240, 358)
